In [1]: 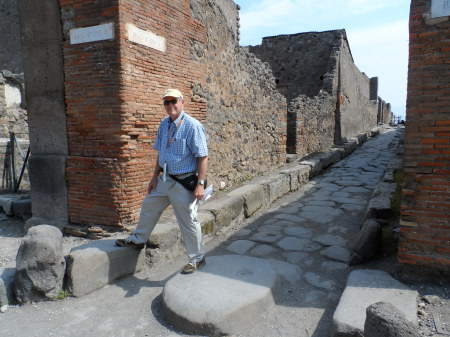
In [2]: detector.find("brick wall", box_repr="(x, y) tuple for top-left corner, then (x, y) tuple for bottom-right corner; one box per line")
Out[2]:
(60, 0), (206, 227)
(400, 0), (450, 270)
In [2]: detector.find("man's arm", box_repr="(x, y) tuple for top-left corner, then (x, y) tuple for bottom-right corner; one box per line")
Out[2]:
(148, 155), (161, 194)
(194, 156), (208, 200)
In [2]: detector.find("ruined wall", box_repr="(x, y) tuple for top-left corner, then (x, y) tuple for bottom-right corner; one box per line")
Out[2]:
(400, 0), (450, 271)
(337, 37), (378, 142)
(191, 0), (287, 188)
(247, 30), (378, 155)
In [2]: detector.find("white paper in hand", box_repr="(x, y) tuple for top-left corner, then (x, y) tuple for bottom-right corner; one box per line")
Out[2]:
(197, 185), (213, 205)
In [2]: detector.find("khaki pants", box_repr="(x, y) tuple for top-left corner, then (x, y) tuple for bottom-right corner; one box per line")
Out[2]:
(129, 175), (204, 262)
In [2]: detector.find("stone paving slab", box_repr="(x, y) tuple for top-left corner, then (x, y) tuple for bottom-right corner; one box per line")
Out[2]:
(332, 269), (418, 337)
(161, 255), (279, 336)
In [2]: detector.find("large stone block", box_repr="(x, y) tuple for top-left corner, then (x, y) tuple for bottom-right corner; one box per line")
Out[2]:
(14, 225), (66, 303)
(66, 239), (145, 297)
(250, 173), (291, 204)
(332, 269), (418, 337)
(228, 184), (265, 217)
(161, 255), (279, 336)
(203, 196), (245, 231)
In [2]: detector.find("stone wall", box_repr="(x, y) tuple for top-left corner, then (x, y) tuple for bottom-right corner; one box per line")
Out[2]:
(248, 30), (379, 155)
(337, 36), (378, 142)
(191, 0), (287, 188)
(400, 0), (450, 271)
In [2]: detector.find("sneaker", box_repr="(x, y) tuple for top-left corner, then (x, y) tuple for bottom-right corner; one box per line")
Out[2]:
(181, 258), (205, 274)
(115, 238), (145, 250)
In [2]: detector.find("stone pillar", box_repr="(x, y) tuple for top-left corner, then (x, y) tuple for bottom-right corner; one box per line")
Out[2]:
(18, 0), (68, 227)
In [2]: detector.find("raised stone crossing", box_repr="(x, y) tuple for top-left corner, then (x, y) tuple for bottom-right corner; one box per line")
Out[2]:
(0, 126), (418, 337)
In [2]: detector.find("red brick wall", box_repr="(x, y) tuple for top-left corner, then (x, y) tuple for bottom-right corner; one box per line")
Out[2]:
(400, 0), (450, 270)
(60, 0), (206, 227)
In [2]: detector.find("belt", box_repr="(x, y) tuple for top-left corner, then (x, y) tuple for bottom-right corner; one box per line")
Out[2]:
(169, 171), (196, 179)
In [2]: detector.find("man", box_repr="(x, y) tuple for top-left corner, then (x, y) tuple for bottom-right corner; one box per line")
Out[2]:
(116, 89), (208, 274)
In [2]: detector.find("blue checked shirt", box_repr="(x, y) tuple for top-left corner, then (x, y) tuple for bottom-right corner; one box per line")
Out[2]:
(153, 111), (208, 175)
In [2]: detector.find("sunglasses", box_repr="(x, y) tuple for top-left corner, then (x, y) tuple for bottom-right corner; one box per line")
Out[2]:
(163, 99), (179, 106)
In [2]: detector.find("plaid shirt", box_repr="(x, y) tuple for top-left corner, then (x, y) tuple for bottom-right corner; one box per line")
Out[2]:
(153, 111), (208, 175)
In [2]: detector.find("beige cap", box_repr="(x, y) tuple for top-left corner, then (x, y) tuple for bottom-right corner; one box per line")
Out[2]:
(163, 89), (183, 99)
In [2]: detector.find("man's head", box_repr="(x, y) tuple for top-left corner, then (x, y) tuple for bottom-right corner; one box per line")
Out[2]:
(163, 89), (184, 120)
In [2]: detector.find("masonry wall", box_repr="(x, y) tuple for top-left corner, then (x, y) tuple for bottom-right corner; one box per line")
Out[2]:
(337, 37), (378, 143)
(248, 30), (378, 156)
(59, 0), (207, 227)
(400, 0), (450, 270)
(191, 0), (286, 187)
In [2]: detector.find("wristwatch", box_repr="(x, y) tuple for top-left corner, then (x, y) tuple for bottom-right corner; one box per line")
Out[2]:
(198, 179), (205, 185)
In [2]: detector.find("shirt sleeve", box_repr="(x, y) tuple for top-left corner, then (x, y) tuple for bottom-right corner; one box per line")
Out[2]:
(188, 122), (208, 157)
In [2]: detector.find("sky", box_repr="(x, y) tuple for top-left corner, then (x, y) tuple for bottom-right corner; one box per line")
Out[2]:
(235, 0), (410, 120)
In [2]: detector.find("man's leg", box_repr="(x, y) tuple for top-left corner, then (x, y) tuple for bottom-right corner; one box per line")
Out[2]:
(169, 179), (204, 262)
(119, 177), (171, 246)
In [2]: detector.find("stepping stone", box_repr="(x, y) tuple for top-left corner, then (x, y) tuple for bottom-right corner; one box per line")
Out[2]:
(226, 240), (255, 254)
(332, 269), (418, 337)
(161, 255), (279, 336)
(277, 237), (321, 252)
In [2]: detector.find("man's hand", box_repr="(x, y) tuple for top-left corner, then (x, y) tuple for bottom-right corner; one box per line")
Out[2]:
(194, 183), (205, 201)
(147, 176), (158, 194)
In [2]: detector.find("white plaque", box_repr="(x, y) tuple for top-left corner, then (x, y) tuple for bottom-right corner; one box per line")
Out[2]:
(126, 23), (166, 53)
(70, 23), (114, 45)
(431, 0), (450, 18)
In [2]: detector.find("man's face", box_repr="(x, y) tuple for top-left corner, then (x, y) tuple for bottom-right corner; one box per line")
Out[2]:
(163, 96), (184, 120)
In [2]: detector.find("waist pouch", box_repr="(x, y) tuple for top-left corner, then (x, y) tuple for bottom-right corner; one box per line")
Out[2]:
(169, 174), (207, 192)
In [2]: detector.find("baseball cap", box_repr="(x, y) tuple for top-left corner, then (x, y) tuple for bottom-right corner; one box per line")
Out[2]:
(163, 89), (183, 99)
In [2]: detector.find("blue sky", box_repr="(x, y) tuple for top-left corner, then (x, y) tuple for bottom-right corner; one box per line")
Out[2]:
(235, 0), (410, 120)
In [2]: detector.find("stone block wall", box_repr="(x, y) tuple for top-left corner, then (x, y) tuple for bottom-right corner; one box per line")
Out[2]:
(400, 0), (450, 270)
(191, 0), (287, 188)
(337, 36), (378, 142)
(248, 30), (378, 155)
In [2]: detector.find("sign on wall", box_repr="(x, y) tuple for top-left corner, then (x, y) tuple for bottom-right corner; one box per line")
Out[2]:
(431, 0), (450, 18)
(70, 23), (114, 44)
(126, 23), (166, 53)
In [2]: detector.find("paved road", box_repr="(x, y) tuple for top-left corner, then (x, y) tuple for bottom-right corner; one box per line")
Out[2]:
(0, 127), (403, 337)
